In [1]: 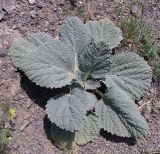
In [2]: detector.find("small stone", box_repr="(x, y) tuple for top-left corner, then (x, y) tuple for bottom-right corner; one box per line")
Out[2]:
(28, 0), (36, 4)
(97, 15), (100, 18)
(131, 5), (141, 16)
(97, 149), (101, 153)
(12, 142), (18, 149)
(53, 8), (57, 12)
(49, 0), (54, 4)
(0, 48), (7, 57)
(44, 28), (48, 32)
(57, 7), (61, 10)
(20, 12), (25, 17)
(32, 146), (37, 151)
(115, 0), (123, 4)
(21, 28), (27, 34)
(0, 13), (4, 21)
(35, 120), (43, 128)
(10, 82), (19, 95)
(19, 120), (31, 131)
(59, 0), (64, 6)
(59, 20), (63, 25)
(37, 3), (43, 9)
(79, 1), (83, 4)
(30, 9), (38, 18)
(12, 25), (17, 30)
(45, 21), (49, 28)
(0, 7), (4, 21)
(30, 117), (35, 122)
(26, 100), (32, 109)
(25, 149), (32, 154)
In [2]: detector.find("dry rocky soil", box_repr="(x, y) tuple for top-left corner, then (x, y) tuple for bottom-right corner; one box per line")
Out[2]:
(0, 0), (160, 154)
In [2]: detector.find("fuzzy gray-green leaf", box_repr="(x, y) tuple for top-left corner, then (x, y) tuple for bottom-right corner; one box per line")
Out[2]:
(96, 86), (149, 138)
(10, 32), (75, 88)
(59, 16), (92, 53)
(78, 41), (112, 79)
(104, 52), (152, 101)
(75, 113), (101, 145)
(86, 19), (123, 49)
(46, 84), (96, 132)
(86, 92), (97, 111)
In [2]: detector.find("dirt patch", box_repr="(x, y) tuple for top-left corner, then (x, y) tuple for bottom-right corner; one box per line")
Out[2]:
(0, 0), (160, 154)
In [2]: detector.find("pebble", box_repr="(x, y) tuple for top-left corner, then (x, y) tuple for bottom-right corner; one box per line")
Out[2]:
(115, 0), (123, 4)
(26, 100), (32, 109)
(35, 120), (43, 128)
(20, 27), (28, 34)
(25, 149), (32, 154)
(79, 1), (83, 4)
(20, 12), (25, 17)
(131, 5), (141, 16)
(57, 7), (61, 10)
(32, 146), (37, 151)
(49, 0), (54, 4)
(12, 25), (17, 30)
(0, 7), (4, 21)
(12, 142), (18, 149)
(0, 13), (4, 21)
(59, 0), (64, 6)
(19, 120), (31, 131)
(97, 15), (100, 18)
(53, 8), (57, 12)
(28, 0), (36, 4)
(37, 3), (43, 9)
(30, 9), (38, 18)
(44, 28), (48, 32)
(0, 43), (9, 56)
(45, 21), (49, 28)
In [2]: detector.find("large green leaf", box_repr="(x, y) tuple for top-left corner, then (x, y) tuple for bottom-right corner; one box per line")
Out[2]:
(86, 19), (123, 49)
(75, 113), (101, 145)
(46, 84), (96, 132)
(59, 16), (92, 53)
(96, 86), (149, 138)
(10, 32), (75, 88)
(59, 17), (123, 52)
(78, 41), (112, 79)
(104, 52), (152, 101)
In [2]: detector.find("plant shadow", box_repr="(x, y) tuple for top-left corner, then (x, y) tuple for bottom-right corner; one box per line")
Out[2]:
(100, 130), (136, 146)
(43, 115), (53, 143)
(19, 71), (67, 108)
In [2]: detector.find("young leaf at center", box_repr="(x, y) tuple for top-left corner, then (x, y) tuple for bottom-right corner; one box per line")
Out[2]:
(78, 41), (112, 80)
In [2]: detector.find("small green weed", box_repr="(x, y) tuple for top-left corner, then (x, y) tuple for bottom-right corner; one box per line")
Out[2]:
(117, 1), (160, 77)
(0, 102), (15, 153)
(153, 61), (160, 77)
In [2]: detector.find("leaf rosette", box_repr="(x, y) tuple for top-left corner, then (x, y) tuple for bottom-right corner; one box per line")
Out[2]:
(10, 16), (152, 148)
